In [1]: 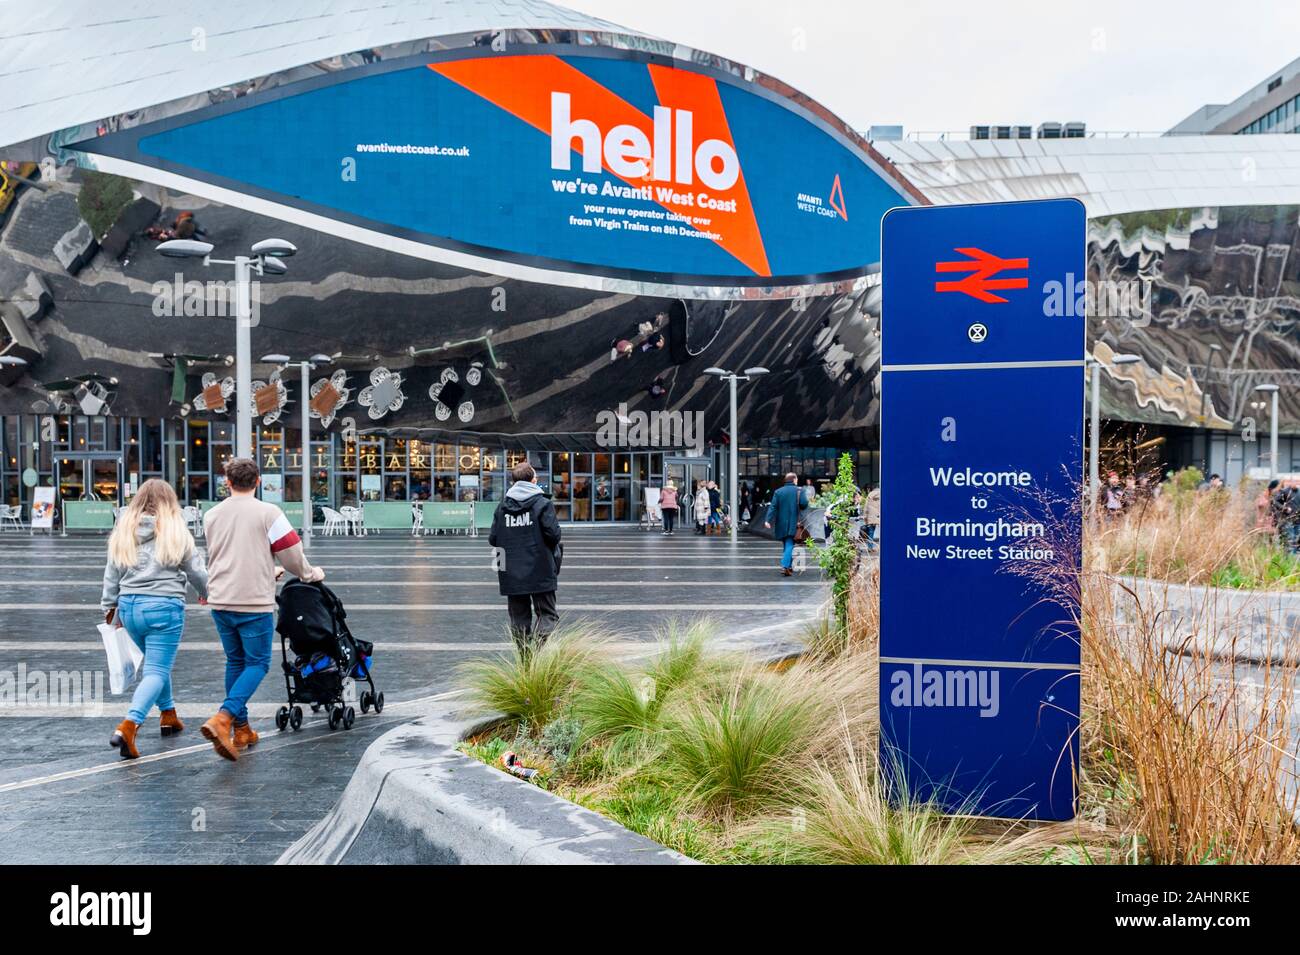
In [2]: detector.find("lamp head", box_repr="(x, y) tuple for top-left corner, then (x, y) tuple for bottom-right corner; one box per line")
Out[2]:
(251, 238), (296, 258)
(156, 239), (214, 258)
(743, 366), (770, 377)
(703, 367), (729, 378)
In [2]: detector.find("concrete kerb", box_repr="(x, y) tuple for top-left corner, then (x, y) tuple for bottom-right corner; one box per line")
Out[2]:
(1117, 576), (1300, 666)
(277, 596), (825, 865)
(276, 705), (697, 865)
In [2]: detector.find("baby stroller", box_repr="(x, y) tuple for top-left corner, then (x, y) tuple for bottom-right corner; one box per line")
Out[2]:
(274, 577), (383, 732)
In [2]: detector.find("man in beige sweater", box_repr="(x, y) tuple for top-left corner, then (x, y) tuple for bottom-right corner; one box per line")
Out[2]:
(200, 458), (324, 761)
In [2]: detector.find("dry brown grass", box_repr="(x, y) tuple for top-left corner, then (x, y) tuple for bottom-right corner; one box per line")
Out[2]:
(825, 495), (1300, 864)
(1077, 571), (1300, 864)
(1097, 489), (1277, 587)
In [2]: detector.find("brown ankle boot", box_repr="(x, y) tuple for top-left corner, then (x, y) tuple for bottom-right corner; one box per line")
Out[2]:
(233, 722), (259, 750)
(159, 708), (184, 737)
(200, 710), (239, 762)
(110, 719), (141, 759)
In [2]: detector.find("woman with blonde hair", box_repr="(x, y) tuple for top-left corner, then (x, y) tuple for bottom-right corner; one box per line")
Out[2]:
(101, 479), (208, 759)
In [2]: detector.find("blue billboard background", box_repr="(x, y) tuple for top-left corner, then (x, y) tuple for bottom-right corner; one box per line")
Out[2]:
(81, 50), (913, 285)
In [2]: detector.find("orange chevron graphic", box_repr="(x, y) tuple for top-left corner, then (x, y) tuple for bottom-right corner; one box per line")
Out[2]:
(428, 55), (771, 276)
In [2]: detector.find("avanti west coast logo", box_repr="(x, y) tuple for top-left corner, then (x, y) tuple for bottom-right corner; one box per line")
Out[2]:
(595, 403), (704, 457)
(889, 662), (1000, 718)
(50, 885), (151, 935)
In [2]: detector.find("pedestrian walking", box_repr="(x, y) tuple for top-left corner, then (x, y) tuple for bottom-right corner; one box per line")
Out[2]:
(200, 458), (323, 762)
(707, 480), (722, 534)
(1103, 471), (1125, 520)
(693, 479), (710, 534)
(1273, 480), (1300, 552)
(765, 472), (808, 576)
(489, 461), (563, 652)
(659, 480), (680, 535)
(864, 484), (881, 551)
(1258, 479), (1280, 530)
(102, 479), (208, 760)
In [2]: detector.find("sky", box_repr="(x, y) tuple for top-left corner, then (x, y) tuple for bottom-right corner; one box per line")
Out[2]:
(562, 0), (1300, 134)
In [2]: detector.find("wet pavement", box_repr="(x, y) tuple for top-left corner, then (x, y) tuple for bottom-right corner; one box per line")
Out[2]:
(0, 526), (824, 863)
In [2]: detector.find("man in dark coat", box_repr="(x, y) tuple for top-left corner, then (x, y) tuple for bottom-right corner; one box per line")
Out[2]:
(765, 472), (808, 576)
(489, 461), (562, 650)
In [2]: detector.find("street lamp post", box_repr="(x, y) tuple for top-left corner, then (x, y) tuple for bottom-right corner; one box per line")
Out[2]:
(1087, 353), (1141, 517)
(157, 238), (297, 458)
(1255, 383), (1280, 479)
(704, 366), (769, 541)
(262, 353), (333, 549)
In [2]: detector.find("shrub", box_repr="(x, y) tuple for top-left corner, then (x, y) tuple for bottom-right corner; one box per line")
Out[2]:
(647, 619), (717, 694)
(571, 660), (659, 747)
(457, 626), (602, 734)
(765, 734), (1069, 865)
(77, 171), (133, 238)
(811, 452), (859, 635)
(538, 714), (583, 768)
(662, 668), (829, 816)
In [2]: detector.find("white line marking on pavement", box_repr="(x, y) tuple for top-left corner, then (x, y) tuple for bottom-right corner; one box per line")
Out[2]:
(0, 689), (466, 792)
(0, 579), (821, 587)
(0, 638), (687, 654)
(0, 602), (808, 611)
(0, 641), (512, 652)
(0, 561), (783, 571)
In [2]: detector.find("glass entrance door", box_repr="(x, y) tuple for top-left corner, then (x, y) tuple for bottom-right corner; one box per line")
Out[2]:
(55, 457), (123, 503)
(89, 457), (122, 503)
(664, 456), (711, 514)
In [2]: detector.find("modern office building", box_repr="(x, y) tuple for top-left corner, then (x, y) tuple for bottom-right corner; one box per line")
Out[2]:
(1170, 55), (1300, 136)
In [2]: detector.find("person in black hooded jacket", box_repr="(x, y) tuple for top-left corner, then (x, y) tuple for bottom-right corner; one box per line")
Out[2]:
(489, 461), (563, 650)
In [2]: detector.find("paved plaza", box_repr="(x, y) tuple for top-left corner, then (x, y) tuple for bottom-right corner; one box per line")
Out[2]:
(0, 526), (825, 863)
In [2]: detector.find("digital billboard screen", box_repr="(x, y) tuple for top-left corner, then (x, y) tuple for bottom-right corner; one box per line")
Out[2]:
(77, 47), (916, 291)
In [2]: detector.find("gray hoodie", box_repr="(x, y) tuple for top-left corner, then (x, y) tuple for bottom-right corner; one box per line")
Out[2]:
(101, 515), (209, 612)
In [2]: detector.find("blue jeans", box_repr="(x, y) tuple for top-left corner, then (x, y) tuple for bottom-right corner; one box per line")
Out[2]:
(211, 610), (274, 724)
(781, 536), (796, 570)
(117, 595), (185, 725)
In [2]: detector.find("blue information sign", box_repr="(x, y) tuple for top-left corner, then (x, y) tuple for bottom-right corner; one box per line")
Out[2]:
(879, 198), (1085, 822)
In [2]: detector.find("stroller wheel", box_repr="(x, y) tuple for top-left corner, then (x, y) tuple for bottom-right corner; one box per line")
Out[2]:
(342, 706), (355, 730)
(289, 706), (303, 731)
(328, 707), (342, 730)
(275, 706), (290, 732)
(359, 691), (372, 715)
(310, 704), (321, 713)
(373, 691), (385, 714)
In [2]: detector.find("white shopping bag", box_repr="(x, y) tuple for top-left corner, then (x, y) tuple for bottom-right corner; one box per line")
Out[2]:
(98, 622), (143, 695)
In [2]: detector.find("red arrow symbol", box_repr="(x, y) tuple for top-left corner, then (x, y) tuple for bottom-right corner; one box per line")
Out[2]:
(934, 247), (1029, 303)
